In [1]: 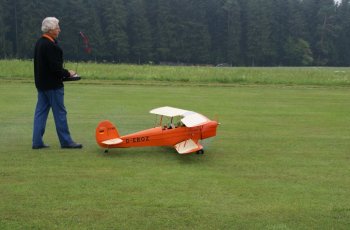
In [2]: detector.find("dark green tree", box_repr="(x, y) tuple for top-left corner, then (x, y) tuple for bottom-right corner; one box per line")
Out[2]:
(315, 0), (338, 65)
(0, 0), (344, 66)
(245, 0), (276, 66)
(169, 0), (210, 63)
(287, 0), (307, 40)
(77, 0), (106, 61)
(98, 0), (129, 62)
(284, 37), (313, 65)
(334, 0), (350, 66)
(302, 0), (338, 65)
(222, 0), (241, 65)
(146, 0), (174, 63)
(57, 0), (94, 60)
(269, 0), (290, 65)
(206, 0), (226, 64)
(126, 0), (152, 63)
(0, 0), (13, 58)
(16, 0), (47, 58)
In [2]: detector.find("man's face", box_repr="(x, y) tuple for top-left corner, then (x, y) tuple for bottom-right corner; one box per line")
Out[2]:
(48, 25), (61, 39)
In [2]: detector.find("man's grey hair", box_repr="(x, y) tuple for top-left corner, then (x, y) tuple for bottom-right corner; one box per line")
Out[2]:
(41, 17), (59, 33)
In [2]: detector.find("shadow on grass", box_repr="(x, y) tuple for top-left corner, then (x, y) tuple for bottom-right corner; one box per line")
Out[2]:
(98, 146), (207, 164)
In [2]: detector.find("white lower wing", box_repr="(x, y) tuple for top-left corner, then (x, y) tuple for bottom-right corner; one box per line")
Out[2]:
(174, 139), (202, 154)
(102, 138), (123, 145)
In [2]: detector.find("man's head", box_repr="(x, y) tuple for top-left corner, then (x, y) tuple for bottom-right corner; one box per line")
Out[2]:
(41, 17), (60, 39)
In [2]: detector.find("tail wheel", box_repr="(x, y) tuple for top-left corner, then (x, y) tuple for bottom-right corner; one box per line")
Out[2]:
(196, 149), (204, 154)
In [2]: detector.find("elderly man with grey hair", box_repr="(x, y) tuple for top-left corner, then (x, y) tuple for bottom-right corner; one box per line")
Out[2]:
(32, 17), (82, 149)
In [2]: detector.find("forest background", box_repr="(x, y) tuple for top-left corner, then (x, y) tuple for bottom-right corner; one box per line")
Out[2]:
(0, 0), (349, 66)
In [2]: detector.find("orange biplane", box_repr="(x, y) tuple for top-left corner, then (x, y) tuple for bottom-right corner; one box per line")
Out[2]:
(96, 106), (219, 154)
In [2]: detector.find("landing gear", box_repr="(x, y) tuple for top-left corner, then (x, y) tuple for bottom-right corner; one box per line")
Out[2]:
(196, 149), (204, 154)
(104, 149), (109, 153)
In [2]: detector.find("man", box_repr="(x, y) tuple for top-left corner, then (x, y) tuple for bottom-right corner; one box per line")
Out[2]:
(32, 17), (82, 149)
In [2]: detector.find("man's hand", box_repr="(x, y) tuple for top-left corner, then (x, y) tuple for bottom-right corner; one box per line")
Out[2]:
(68, 70), (76, 77)
(63, 70), (81, 81)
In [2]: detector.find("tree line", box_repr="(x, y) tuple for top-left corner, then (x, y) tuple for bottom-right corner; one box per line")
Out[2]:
(0, 0), (349, 66)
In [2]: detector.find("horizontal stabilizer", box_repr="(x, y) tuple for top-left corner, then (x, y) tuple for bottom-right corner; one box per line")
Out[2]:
(102, 138), (123, 145)
(174, 139), (202, 154)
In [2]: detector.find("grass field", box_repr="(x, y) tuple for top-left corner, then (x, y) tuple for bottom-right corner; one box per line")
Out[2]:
(0, 60), (350, 229)
(1, 59), (350, 86)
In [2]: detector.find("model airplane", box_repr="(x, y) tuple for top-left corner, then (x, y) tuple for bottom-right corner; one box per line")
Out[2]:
(96, 106), (219, 154)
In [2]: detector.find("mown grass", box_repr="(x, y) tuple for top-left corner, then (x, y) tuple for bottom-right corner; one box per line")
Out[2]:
(0, 60), (349, 229)
(1, 59), (350, 86)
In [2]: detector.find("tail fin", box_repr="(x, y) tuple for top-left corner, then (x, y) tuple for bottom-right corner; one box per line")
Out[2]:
(96, 120), (122, 147)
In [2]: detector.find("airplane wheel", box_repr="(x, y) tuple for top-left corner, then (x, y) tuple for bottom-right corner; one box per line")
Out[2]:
(197, 150), (204, 154)
(104, 149), (109, 153)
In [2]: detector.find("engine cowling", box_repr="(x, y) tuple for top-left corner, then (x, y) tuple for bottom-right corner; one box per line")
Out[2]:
(201, 121), (219, 139)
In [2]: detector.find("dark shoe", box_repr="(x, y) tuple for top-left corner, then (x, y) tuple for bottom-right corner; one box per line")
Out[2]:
(61, 142), (83, 149)
(32, 144), (50, 149)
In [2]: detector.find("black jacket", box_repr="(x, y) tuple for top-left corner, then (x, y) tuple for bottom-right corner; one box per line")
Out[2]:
(34, 36), (70, 90)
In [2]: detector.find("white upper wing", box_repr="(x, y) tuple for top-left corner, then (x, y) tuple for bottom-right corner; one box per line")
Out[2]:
(181, 113), (209, 127)
(150, 106), (189, 117)
(150, 106), (210, 127)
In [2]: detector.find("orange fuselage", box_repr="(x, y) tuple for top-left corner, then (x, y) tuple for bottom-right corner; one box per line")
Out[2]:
(96, 120), (218, 149)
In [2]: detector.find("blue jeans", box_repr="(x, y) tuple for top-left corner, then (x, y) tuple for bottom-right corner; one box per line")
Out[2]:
(32, 88), (73, 147)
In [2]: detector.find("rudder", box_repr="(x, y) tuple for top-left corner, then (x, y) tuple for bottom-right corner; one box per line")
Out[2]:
(96, 120), (121, 147)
